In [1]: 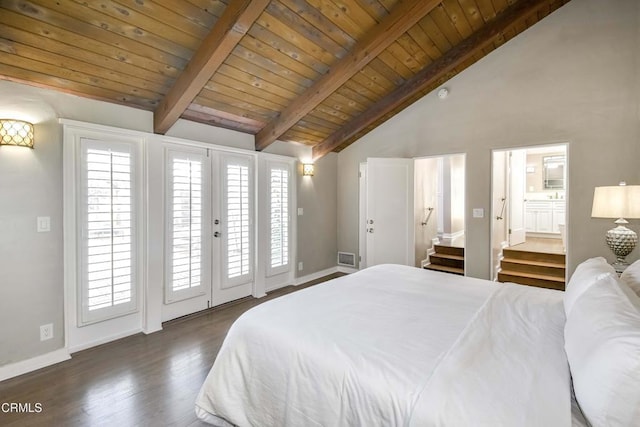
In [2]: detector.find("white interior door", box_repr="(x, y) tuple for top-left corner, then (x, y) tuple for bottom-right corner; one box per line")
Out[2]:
(508, 150), (527, 246)
(365, 158), (414, 267)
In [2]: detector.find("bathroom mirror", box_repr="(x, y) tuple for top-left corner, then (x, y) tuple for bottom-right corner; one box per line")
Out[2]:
(543, 155), (565, 189)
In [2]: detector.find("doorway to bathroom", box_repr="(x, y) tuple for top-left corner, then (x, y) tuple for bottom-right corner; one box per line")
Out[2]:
(491, 144), (568, 289)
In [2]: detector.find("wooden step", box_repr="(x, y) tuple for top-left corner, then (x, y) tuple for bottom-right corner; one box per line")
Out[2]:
(424, 264), (464, 276)
(502, 249), (565, 264)
(434, 245), (464, 257)
(500, 258), (565, 278)
(498, 270), (565, 291)
(429, 253), (464, 269)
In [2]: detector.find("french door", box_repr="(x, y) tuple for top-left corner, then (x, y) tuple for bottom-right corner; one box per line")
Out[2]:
(162, 147), (254, 321)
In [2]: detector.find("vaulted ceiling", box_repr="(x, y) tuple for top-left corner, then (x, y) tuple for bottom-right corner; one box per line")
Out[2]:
(0, 0), (570, 159)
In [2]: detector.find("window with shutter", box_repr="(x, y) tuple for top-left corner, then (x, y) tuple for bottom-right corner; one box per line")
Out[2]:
(80, 139), (137, 324)
(268, 163), (290, 276)
(166, 150), (206, 302)
(222, 155), (253, 287)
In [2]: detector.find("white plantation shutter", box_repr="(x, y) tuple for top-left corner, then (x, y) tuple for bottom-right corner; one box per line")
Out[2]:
(166, 150), (208, 302)
(80, 139), (137, 324)
(222, 154), (253, 287)
(268, 162), (290, 276)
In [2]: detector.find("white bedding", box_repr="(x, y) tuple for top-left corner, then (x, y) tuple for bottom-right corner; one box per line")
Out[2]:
(196, 264), (572, 426)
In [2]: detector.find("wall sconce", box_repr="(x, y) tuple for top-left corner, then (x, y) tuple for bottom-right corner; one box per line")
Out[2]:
(0, 119), (34, 148)
(591, 182), (640, 272)
(302, 163), (314, 176)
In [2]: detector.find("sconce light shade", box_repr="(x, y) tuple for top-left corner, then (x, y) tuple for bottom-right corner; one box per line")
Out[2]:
(302, 163), (314, 176)
(0, 119), (34, 148)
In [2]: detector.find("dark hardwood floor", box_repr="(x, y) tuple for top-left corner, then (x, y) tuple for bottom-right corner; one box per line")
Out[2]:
(0, 274), (343, 427)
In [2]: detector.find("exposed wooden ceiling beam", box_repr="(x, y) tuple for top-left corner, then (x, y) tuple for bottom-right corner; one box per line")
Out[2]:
(254, 0), (443, 151)
(183, 104), (266, 134)
(312, 0), (550, 160)
(182, 104), (267, 135)
(153, 0), (270, 134)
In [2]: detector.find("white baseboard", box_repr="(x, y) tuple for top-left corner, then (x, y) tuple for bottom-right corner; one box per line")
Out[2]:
(294, 267), (339, 286)
(142, 324), (163, 335)
(0, 348), (71, 382)
(267, 266), (356, 292)
(265, 281), (294, 293)
(526, 232), (561, 239)
(68, 327), (142, 354)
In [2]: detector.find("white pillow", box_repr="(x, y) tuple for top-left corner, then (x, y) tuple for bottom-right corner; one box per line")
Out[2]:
(564, 257), (616, 316)
(564, 274), (640, 426)
(620, 259), (640, 296)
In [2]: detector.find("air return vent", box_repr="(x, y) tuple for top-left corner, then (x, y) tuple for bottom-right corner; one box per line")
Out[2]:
(337, 252), (356, 267)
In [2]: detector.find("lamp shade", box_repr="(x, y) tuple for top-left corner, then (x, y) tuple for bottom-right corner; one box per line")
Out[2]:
(591, 185), (640, 219)
(0, 119), (34, 148)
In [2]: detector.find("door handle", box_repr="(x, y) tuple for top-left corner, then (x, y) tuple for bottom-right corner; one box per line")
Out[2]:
(214, 231), (221, 238)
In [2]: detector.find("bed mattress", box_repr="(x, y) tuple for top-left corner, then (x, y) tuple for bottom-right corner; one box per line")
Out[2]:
(196, 264), (572, 426)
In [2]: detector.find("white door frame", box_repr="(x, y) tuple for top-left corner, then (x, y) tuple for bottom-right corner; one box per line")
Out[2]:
(490, 143), (570, 279)
(358, 162), (367, 269)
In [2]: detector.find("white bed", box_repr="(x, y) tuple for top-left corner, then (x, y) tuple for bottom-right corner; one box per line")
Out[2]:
(196, 264), (582, 426)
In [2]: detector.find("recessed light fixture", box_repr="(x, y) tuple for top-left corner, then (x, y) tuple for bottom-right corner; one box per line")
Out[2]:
(437, 88), (449, 99)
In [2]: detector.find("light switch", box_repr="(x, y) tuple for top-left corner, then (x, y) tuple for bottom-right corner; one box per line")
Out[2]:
(37, 216), (51, 232)
(472, 208), (484, 219)
(297, 208), (304, 216)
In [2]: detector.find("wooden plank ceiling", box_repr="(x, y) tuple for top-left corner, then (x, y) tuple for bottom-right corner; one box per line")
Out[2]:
(0, 0), (571, 159)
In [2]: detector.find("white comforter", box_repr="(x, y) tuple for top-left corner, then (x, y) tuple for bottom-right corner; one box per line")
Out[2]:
(196, 264), (571, 426)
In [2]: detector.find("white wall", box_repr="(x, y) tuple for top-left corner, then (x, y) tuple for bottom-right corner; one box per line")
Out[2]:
(337, 0), (640, 279)
(0, 83), (152, 368)
(0, 120), (63, 366)
(297, 153), (338, 275)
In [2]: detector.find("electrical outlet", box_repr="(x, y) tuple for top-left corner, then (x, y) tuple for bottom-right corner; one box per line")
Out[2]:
(37, 216), (51, 233)
(40, 324), (53, 341)
(298, 262), (303, 271)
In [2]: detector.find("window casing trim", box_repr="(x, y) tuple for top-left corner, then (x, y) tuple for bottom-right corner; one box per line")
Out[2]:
(75, 136), (143, 326)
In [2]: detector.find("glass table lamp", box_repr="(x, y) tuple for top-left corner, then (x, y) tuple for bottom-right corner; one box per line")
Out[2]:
(591, 183), (640, 273)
